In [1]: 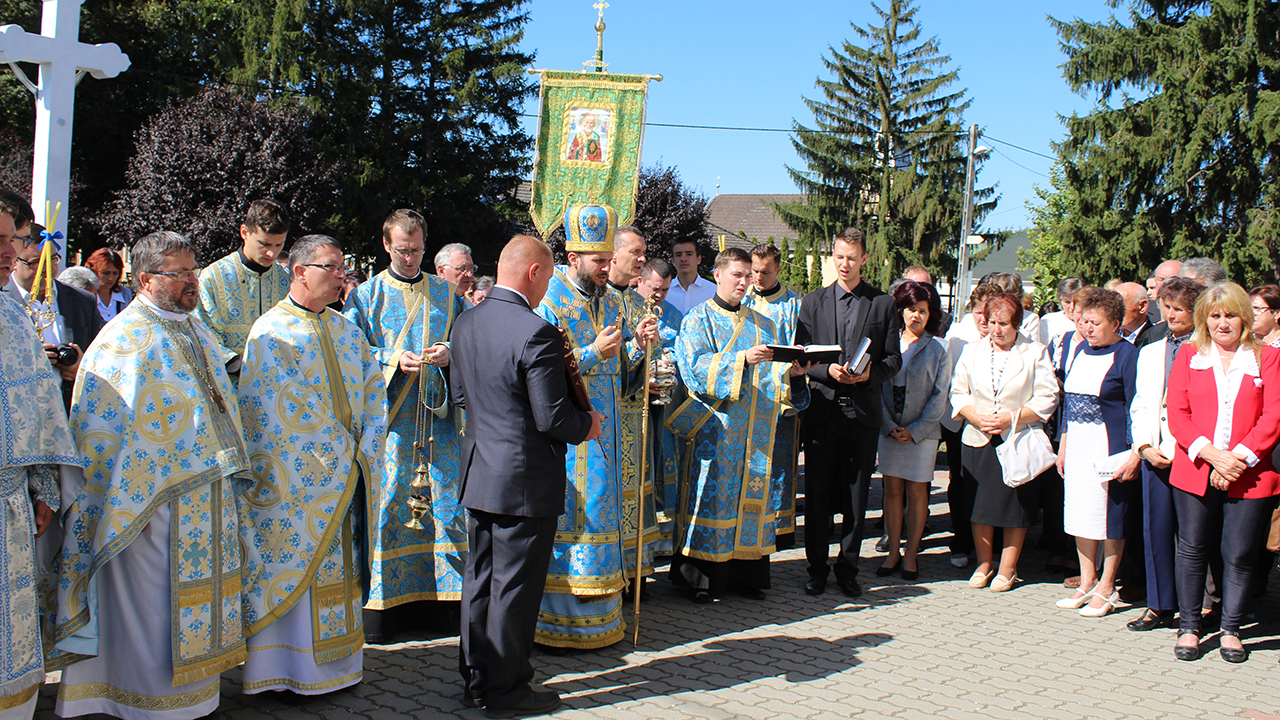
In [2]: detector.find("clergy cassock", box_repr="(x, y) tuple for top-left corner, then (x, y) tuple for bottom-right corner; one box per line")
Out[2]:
(51, 298), (252, 720)
(610, 284), (663, 569)
(236, 301), (386, 694)
(0, 295), (80, 720)
(745, 283), (803, 546)
(343, 271), (466, 605)
(533, 267), (645, 649)
(194, 251), (291, 364)
(667, 300), (809, 591)
(648, 299), (684, 554)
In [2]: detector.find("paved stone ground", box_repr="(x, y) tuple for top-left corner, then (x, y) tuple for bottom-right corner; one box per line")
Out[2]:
(35, 472), (1280, 720)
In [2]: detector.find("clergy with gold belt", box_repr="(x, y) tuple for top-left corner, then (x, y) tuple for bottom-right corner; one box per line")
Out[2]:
(51, 231), (253, 720)
(743, 242), (804, 549)
(236, 234), (386, 695)
(532, 204), (658, 650)
(667, 247), (811, 603)
(343, 210), (466, 643)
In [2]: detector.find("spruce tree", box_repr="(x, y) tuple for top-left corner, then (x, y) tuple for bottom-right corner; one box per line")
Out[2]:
(775, 0), (996, 289)
(233, 0), (536, 263)
(1053, 0), (1280, 284)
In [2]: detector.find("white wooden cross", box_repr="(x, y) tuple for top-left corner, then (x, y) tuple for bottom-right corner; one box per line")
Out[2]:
(0, 0), (129, 246)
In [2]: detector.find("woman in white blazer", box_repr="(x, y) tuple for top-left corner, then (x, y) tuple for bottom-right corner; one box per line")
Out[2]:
(1127, 278), (1205, 631)
(951, 293), (1060, 592)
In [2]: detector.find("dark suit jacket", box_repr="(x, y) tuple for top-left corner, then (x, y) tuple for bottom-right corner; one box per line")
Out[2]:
(449, 286), (593, 518)
(796, 280), (902, 428)
(1136, 321), (1166, 349)
(55, 281), (104, 409)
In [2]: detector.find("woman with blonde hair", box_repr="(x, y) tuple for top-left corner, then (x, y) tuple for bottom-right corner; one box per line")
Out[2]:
(1166, 282), (1280, 662)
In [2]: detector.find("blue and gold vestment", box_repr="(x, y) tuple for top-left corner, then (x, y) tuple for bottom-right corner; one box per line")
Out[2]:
(745, 283), (803, 540)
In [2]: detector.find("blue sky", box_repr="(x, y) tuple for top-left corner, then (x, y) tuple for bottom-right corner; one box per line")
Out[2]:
(517, 0), (1119, 233)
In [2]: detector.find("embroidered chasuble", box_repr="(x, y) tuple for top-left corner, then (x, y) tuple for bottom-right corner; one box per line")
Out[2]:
(236, 301), (386, 694)
(532, 267), (646, 649)
(344, 271), (466, 605)
(667, 301), (809, 562)
(745, 284), (803, 542)
(0, 294), (80, 717)
(51, 299), (252, 719)
(610, 285), (663, 570)
(194, 251), (291, 364)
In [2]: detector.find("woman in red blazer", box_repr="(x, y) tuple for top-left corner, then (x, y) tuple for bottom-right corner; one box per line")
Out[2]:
(1166, 282), (1280, 663)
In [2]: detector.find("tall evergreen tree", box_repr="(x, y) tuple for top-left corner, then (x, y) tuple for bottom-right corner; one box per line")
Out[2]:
(233, 0), (536, 264)
(1053, 0), (1280, 284)
(775, 0), (997, 288)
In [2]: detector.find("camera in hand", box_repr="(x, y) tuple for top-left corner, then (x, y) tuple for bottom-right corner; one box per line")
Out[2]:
(53, 343), (79, 367)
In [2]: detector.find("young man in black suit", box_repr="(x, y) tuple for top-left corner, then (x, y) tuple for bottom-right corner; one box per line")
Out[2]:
(450, 235), (603, 719)
(796, 227), (901, 597)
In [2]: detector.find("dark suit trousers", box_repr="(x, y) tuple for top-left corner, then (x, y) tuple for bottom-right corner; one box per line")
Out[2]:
(459, 511), (556, 709)
(942, 425), (974, 555)
(804, 409), (876, 581)
(1141, 462), (1178, 612)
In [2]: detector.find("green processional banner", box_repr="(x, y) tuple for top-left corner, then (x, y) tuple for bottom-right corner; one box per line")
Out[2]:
(529, 70), (653, 236)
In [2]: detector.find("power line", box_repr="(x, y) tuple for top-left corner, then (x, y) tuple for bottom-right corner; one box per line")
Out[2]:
(984, 135), (1057, 162)
(991, 146), (1050, 179)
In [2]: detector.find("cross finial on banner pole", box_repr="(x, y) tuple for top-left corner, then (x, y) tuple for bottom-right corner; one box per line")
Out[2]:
(585, 1), (609, 73)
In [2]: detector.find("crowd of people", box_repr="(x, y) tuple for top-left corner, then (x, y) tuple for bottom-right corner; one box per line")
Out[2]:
(0, 185), (1277, 720)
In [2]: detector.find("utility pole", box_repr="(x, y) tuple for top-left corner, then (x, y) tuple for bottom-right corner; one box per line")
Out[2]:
(956, 123), (979, 313)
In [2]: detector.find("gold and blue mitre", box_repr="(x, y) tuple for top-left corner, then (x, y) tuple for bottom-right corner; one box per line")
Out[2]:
(564, 203), (617, 253)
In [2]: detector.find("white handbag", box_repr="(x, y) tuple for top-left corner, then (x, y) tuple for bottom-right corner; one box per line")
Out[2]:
(995, 421), (1056, 488)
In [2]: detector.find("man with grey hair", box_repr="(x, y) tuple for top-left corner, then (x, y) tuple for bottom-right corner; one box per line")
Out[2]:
(52, 230), (253, 720)
(435, 241), (476, 298)
(1116, 282), (1152, 345)
(58, 266), (100, 295)
(1179, 257), (1227, 286)
(237, 233), (387, 695)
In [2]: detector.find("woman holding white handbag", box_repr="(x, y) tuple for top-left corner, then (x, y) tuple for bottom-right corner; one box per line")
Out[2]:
(950, 293), (1059, 592)
(1055, 287), (1142, 618)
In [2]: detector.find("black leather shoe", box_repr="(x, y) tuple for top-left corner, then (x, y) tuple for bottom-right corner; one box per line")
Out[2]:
(836, 576), (862, 598)
(734, 586), (766, 601)
(901, 568), (918, 581)
(875, 535), (890, 553)
(1174, 630), (1201, 661)
(1126, 609), (1176, 632)
(875, 563), (898, 578)
(461, 691), (486, 708)
(485, 689), (561, 719)
(1220, 631), (1249, 663)
(691, 590), (712, 604)
(804, 578), (826, 595)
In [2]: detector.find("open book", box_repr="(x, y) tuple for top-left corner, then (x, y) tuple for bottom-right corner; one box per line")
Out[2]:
(767, 344), (843, 364)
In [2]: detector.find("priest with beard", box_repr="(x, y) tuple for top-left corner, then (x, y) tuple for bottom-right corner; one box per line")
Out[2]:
(532, 205), (657, 650)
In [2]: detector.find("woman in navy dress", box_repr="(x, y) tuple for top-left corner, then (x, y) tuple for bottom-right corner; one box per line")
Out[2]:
(1055, 287), (1141, 618)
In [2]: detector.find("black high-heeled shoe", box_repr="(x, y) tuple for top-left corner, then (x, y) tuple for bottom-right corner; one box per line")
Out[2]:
(1219, 630), (1249, 663)
(1174, 629), (1201, 661)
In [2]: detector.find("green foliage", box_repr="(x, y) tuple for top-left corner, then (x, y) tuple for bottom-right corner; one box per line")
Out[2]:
(775, 0), (997, 289)
(1052, 0), (1280, 285)
(1019, 164), (1074, 303)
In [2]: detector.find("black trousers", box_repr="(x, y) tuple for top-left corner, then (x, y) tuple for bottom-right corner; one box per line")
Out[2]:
(803, 410), (877, 581)
(942, 425), (975, 555)
(1173, 488), (1274, 634)
(459, 511), (556, 709)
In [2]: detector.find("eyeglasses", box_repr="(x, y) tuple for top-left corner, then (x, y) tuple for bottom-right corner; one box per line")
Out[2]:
(449, 264), (476, 275)
(149, 268), (200, 281)
(1252, 305), (1273, 314)
(390, 247), (424, 258)
(303, 262), (348, 276)
(15, 255), (60, 267)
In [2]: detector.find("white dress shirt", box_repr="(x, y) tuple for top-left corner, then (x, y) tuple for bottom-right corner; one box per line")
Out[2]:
(666, 274), (716, 314)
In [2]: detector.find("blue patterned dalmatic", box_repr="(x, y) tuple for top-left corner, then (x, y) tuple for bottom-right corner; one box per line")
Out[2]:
(745, 284), (803, 540)
(668, 301), (809, 562)
(344, 271), (466, 605)
(649, 299), (684, 554)
(611, 286), (663, 570)
(194, 251), (291, 365)
(533, 267), (645, 649)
